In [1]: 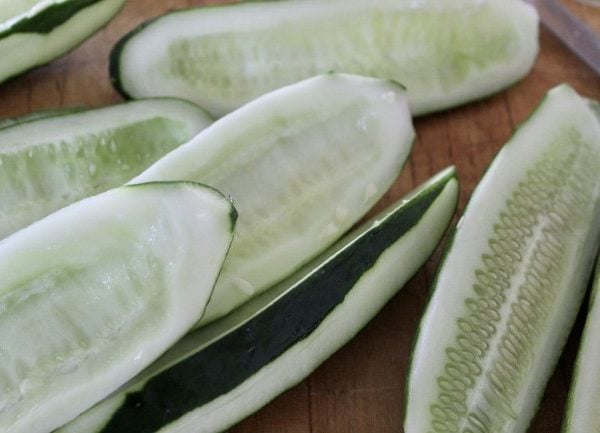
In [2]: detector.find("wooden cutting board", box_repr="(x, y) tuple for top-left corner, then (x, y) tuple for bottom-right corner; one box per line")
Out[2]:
(2, 1), (599, 431)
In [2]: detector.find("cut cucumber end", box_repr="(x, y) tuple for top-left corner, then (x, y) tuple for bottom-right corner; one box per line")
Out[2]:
(132, 73), (415, 327)
(0, 181), (235, 433)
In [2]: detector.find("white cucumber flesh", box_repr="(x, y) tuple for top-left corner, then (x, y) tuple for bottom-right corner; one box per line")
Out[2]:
(58, 167), (459, 433)
(131, 73), (415, 326)
(0, 98), (213, 240)
(0, 0), (126, 83)
(405, 84), (600, 433)
(0, 181), (235, 433)
(111, 0), (539, 117)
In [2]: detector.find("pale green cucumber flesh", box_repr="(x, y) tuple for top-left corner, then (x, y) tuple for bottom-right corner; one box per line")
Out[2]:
(0, 0), (126, 83)
(405, 85), (600, 433)
(0, 98), (213, 239)
(0, 0), (101, 36)
(0, 181), (235, 433)
(589, 99), (600, 119)
(0, 106), (86, 130)
(562, 258), (600, 433)
(58, 167), (459, 433)
(112, 0), (538, 117)
(131, 73), (414, 326)
(0, 0), (44, 23)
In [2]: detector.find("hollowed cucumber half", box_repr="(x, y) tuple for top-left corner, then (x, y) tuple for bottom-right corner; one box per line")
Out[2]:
(0, 98), (213, 239)
(58, 166), (459, 433)
(110, 0), (539, 117)
(405, 84), (600, 433)
(131, 73), (415, 326)
(0, 181), (236, 433)
(0, 0), (126, 83)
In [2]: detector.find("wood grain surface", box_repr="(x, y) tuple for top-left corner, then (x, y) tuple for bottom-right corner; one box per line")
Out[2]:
(1, 1), (599, 432)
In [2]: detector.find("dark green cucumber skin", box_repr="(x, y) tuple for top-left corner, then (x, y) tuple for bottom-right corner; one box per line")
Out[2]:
(109, 3), (251, 100)
(109, 16), (151, 99)
(0, 0), (126, 85)
(93, 175), (451, 433)
(0, 0), (102, 37)
(125, 181), (238, 233)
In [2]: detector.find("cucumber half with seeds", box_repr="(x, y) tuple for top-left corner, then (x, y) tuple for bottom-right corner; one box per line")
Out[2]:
(131, 73), (415, 326)
(0, 0), (126, 84)
(405, 85), (600, 433)
(58, 167), (459, 433)
(0, 181), (235, 433)
(0, 98), (213, 240)
(111, 0), (539, 117)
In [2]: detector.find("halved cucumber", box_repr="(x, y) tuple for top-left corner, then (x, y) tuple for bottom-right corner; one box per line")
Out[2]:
(58, 167), (459, 433)
(0, 181), (235, 433)
(111, 0), (539, 117)
(405, 84), (600, 433)
(0, 98), (213, 239)
(0, 0), (126, 83)
(131, 73), (415, 325)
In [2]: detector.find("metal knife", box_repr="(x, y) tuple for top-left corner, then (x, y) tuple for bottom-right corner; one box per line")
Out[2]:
(526, 0), (600, 75)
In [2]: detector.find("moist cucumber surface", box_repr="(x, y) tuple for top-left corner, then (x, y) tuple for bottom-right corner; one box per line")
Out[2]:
(0, 0), (126, 84)
(0, 181), (236, 433)
(405, 84), (600, 433)
(58, 167), (459, 433)
(111, 0), (539, 117)
(131, 73), (415, 326)
(0, 98), (212, 239)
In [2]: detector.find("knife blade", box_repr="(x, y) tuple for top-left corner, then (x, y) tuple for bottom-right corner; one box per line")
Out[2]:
(527, 0), (600, 75)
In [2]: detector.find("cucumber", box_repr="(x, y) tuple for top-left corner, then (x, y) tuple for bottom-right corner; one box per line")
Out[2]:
(0, 0), (126, 84)
(110, 0), (539, 117)
(0, 98), (213, 239)
(131, 73), (415, 326)
(0, 0), (43, 23)
(405, 84), (600, 433)
(58, 166), (459, 433)
(0, 181), (236, 433)
(590, 99), (600, 118)
(562, 258), (600, 433)
(0, 106), (86, 130)
(0, 0), (125, 83)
